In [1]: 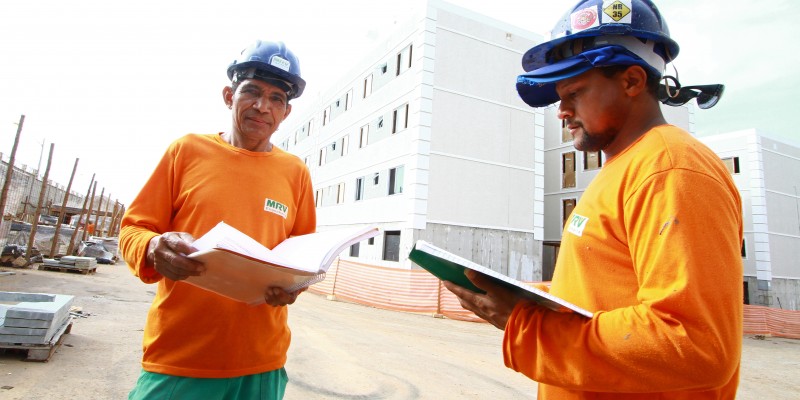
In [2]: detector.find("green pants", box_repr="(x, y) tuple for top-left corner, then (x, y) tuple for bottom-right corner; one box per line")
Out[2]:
(128, 368), (288, 400)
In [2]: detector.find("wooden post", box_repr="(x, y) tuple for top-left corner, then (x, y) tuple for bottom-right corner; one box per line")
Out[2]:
(22, 195), (30, 222)
(68, 174), (94, 255)
(0, 115), (24, 220)
(98, 192), (111, 237)
(91, 187), (104, 238)
(111, 204), (125, 237)
(107, 201), (120, 237)
(436, 280), (444, 318)
(50, 158), (79, 257)
(81, 182), (97, 242)
(25, 143), (54, 263)
(328, 258), (341, 300)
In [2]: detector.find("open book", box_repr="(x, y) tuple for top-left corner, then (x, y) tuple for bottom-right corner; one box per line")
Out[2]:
(409, 240), (593, 318)
(186, 222), (380, 305)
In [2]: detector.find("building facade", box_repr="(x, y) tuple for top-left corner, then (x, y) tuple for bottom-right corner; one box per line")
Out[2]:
(275, 0), (545, 280)
(700, 129), (800, 310)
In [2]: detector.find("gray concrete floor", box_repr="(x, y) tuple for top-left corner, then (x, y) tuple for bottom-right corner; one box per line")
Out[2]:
(0, 263), (798, 399)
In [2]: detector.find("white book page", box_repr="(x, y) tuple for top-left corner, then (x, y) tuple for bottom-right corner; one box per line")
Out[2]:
(191, 222), (294, 266)
(272, 226), (379, 273)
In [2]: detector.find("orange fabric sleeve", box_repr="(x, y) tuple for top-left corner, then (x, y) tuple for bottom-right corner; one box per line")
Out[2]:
(119, 143), (177, 284)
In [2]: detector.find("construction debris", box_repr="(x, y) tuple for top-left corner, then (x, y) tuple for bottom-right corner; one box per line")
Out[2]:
(0, 244), (42, 268)
(77, 239), (117, 265)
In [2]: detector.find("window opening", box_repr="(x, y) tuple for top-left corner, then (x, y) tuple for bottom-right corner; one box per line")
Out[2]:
(562, 198), (576, 228)
(722, 157), (740, 174)
(389, 166), (404, 195)
(561, 120), (571, 143)
(383, 231), (401, 261)
(562, 152), (576, 188)
(355, 177), (364, 201)
(583, 151), (602, 170)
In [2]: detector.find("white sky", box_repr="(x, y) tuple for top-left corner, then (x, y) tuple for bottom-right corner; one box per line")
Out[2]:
(2, 0), (798, 207)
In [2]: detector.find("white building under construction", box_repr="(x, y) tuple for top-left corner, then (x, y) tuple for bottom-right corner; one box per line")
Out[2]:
(275, 0), (544, 280)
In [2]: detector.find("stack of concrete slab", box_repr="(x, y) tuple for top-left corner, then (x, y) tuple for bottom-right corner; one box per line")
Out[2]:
(59, 256), (97, 268)
(41, 256), (97, 274)
(0, 291), (75, 360)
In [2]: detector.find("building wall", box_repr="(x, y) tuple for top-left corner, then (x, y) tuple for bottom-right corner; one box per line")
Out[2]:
(425, 7), (538, 231)
(275, 0), (545, 277)
(700, 129), (800, 310)
(414, 222), (539, 281)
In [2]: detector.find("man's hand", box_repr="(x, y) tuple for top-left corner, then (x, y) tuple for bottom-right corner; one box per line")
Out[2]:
(147, 232), (205, 281)
(443, 270), (521, 330)
(264, 286), (307, 307)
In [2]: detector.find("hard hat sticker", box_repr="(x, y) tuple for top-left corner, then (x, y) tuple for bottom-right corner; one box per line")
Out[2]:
(602, 0), (632, 24)
(270, 55), (291, 72)
(570, 6), (600, 33)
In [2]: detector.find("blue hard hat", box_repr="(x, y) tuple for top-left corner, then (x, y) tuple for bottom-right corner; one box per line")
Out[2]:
(227, 40), (306, 99)
(517, 0), (679, 107)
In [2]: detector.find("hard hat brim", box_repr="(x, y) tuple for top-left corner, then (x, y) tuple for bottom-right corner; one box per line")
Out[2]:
(516, 45), (659, 108)
(516, 57), (594, 108)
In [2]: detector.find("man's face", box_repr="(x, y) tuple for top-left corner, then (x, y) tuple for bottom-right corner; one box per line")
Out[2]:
(555, 68), (628, 153)
(223, 78), (292, 142)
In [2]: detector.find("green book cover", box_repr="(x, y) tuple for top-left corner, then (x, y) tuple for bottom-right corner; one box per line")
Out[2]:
(409, 240), (592, 318)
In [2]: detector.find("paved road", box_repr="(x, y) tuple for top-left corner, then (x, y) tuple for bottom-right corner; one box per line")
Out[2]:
(1, 264), (798, 399)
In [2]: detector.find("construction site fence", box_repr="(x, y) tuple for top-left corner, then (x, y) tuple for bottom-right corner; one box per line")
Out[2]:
(742, 304), (800, 339)
(310, 259), (800, 339)
(308, 258), (483, 322)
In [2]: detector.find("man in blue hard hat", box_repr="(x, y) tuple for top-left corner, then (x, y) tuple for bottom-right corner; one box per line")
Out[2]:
(120, 40), (316, 399)
(445, 1), (743, 398)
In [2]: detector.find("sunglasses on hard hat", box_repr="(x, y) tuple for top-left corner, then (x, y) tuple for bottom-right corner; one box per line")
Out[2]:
(658, 82), (725, 109)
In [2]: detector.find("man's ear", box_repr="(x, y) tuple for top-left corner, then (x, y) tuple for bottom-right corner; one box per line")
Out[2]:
(283, 103), (292, 119)
(222, 86), (234, 109)
(621, 65), (648, 97)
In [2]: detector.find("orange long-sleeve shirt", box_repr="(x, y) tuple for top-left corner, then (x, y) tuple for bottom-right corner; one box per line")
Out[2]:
(504, 125), (743, 399)
(119, 133), (316, 378)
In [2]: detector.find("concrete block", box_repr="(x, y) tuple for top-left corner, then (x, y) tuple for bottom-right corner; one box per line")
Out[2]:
(1, 317), (53, 329)
(0, 325), (47, 335)
(0, 292), (55, 302)
(0, 317), (72, 344)
(0, 292), (75, 344)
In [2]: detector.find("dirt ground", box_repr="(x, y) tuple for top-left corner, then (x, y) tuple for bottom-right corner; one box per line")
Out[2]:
(0, 263), (798, 400)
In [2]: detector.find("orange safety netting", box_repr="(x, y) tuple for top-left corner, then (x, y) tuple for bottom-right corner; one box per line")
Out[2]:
(309, 259), (484, 322)
(310, 259), (800, 338)
(742, 304), (800, 339)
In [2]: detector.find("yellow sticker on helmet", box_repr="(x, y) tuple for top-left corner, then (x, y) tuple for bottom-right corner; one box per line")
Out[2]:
(602, 0), (632, 24)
